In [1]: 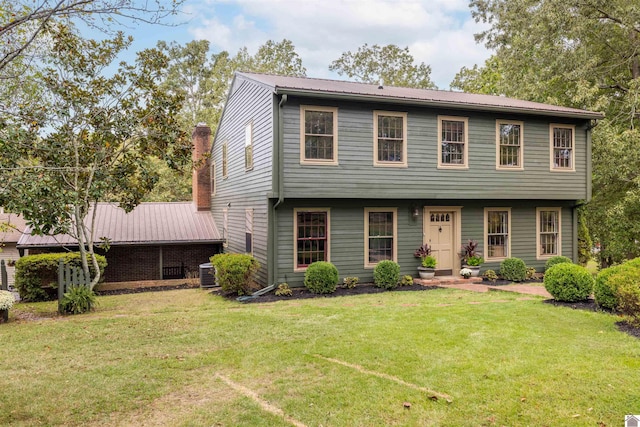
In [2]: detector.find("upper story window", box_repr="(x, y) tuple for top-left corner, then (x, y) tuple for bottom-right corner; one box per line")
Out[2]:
(373, 111), (407, 167)
(550, 124), (575, 171)
(537, 208), (561, 259)
(300, 106), (338, 165)
(485, 208), (511, 260)
(210, 161), (216, 196)
(364, 208), (397, 267)
(245, 121), (253, 171)
(438, 116), (468, 169)
(496, 120), (523, 170)
(222, 141), (228, 178)
(294, 209), (330, 271)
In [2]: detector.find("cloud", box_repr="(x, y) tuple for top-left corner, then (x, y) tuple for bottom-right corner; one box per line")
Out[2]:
(187, 0), (492, 89)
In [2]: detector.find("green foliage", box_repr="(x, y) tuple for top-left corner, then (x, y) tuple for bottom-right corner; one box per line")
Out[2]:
(499, 258), (527, 282)
(329, 43), (436, 89)
(373, 260), (400, 290)
(60, 285), (98, 314)
(210, 253), (260, 296)
(544, 264), (594, 302)
(611, 270), (640, 324)
(400, 275), (414, 286)
(483, 269), (498, 283)
(459, 240), (483, 265)
(594, 265), (625, 310)
(303, 262), (338, 294)
(577, 207), (592, 266)
(421, 255), (437, 268)
(15, 252), (107, 302)
(465, 255), (484, 267)
(275, 283), (293, 297)
(545, 256), (573, 271)
(342, 276), (359, 289)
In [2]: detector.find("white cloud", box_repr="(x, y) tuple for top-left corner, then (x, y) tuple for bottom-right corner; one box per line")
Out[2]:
(187, 0), (492, 89)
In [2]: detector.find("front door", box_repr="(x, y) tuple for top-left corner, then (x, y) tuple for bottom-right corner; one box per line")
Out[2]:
(427, 211), (455, 273)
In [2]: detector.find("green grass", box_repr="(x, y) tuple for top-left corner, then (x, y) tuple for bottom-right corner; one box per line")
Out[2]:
(1, 288), (639, 426)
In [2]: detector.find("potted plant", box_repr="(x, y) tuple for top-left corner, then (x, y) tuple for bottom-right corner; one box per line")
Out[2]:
(460, 267), (473, 279)
(0, 290), (14, 323)
(414, 244), (437, 279)
(459, 239), (483, 277)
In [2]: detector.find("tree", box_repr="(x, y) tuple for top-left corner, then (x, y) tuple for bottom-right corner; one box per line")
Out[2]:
(329, 43), (436, 89)
(0, 25), (191, 285)
(0, 0), (184, 75)
(459, 0), (640, 266)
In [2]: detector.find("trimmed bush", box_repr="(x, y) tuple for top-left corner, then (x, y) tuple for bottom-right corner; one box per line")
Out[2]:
(373, 260), (400, 290)
(210, 253), (260, 296)
(544, 263), (594, 302)
(342, 276), (359, 289)
(483, 269), (498, 283)
(611, 269), (640, 324)
(594, 264), (625, 310)
(544, 255), (573, 271)
(304, 261), (339, 294)
(499, 258), (527, 282)
(60, 285), (98, 314)
(400, 275), (414, 286)
(15, 252), (107, 302)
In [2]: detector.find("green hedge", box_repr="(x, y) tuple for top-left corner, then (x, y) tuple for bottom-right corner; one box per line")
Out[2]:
(304, 262), (339, 294)
(544, 255), (573, 271)
(500, 258), (527, 282)
(210, 253), (260, 296)
(373, 260), (400, 290)
(608, 268), (640, 323)
(15, 253), (107, 302)
(594, 264), (625, 310)
(544, 263), (594, 302)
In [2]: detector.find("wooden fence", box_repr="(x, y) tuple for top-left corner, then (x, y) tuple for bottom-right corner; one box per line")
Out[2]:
(0, 259), (7, 291)
(57, 260), (92, 314)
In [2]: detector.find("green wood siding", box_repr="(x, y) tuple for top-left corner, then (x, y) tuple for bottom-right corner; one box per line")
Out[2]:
(282, 98), (590, 200)
(211, 79), (274, 284)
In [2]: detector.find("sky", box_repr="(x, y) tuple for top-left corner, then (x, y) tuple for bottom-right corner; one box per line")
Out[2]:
(110, 0), (493, 89)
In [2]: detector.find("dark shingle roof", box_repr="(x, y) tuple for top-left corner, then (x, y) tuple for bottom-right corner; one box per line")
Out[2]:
(237, 72), (604, 120)
(17, 202), (221, 248)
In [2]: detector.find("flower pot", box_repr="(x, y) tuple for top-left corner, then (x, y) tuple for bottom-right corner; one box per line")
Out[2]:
(463, 265), (481, 277)
(417, 267), (435, 280)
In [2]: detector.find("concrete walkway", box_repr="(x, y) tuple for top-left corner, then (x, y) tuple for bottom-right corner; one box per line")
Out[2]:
(416, 277), (552, 298)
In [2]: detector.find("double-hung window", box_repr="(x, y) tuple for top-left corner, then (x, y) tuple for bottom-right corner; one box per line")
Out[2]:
(222, 142), (228, 178)
(438, 116), (468, 168)
(373, 111), (407, 167)
(550, 124), (575, 171)
(364, 208), (397, 267)
(245, 121), (253, 170)
(294, 209), (330, 271)
(496, 120), (523, 170)
(485, 208), (511, 260)
(537, 208), (561, 258)
(300, 106), (338, 165)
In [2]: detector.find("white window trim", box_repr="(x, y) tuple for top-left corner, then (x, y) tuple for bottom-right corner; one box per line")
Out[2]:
(437, 115), (469, 169)
(300, 106), (339, 166)
(364, 207), (398, 268)
(210, 161), (216, 196)
(222, 141), (228, 179)
(536, 207), (562, 259)
(549, 123), (576, 172)
(496, 120), (524, 171)
(222, 207), (228, 248)
(484, 207), (512, 261)
(245, 208), (254, 255)
(293, 208), (331, 273)
(245, 120), (254, 171)
(373, 111), (408, 168)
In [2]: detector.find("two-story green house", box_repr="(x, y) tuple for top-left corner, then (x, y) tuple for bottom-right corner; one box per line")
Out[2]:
(210, 72), (603, 286)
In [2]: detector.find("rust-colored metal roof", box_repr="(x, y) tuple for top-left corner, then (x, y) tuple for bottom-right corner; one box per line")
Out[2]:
(237, 72), (604, 120)
(17, 202), (221, 248)
(0, 212), (28, 244)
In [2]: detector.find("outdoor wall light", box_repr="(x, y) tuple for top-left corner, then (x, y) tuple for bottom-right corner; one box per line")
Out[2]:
(411, 206), (420, 219)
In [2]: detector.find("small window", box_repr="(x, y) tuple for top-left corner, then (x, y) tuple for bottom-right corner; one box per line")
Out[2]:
(438, 116), (469, 169)
(373, 111), (407, 167)
(222, 142), (228, 178)
(245, 121), (253, 170)
(537, 208), (561, 258)
(294, 209), (330, 271)
(485, 208), (511, 260)
(364, 208), (397, 267)
(222, 207), (228, 248)
(550, 124), (575, 171)
(245, 208), (253, 255)
(300, 106), (338, 165)
(496, 120), (523, 170)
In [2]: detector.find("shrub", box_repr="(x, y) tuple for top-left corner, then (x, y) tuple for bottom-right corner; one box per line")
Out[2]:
(15, 252), (107, 302)
(400, 275), (414, 286)
(499, 258), (527, 282)
(275, 283), (293, 297)
(611, 269), (640, 324)
(210, 253), (260, 296)
(483, 269), (498, 283)
(60, 285), (98, 314)
(526, 267), (537, 280)
(594, 264), (625, 310)
(544, 263), (594, 302)
(342, 276), (359, 289)
(304, 262), (338, 294)
(373, 260), (400, 290)
(421, 255), (437, 268)
(545, 256), (573, 271)
(0, 290), (14, 310)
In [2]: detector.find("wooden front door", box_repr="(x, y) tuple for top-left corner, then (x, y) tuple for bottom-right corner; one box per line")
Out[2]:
(427, 211), (455, 272)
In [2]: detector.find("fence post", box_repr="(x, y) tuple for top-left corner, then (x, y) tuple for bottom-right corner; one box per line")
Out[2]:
(0, 260), (7, 291)
(58, 260), (65, 314)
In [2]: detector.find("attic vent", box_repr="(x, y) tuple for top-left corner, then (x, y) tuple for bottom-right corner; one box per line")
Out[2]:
(378, 84), (384, 89)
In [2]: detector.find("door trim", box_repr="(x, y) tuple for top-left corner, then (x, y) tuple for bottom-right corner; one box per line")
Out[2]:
(423, 206), (463, 273)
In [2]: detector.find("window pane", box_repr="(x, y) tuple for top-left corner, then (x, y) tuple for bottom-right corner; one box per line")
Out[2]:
(553, 127), (573, 168)
(441, 120), (465, 165)
(304, 110), (334, 160)
(367, 211), (394, 264)
(297, 211), (328, 268)
(487, 210), (508, 258)
(377, 115), (404, 162)
(499, 123), (520, 167)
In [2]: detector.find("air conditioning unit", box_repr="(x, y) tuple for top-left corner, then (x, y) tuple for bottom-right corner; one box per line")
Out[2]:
(199, 263), (216, 288)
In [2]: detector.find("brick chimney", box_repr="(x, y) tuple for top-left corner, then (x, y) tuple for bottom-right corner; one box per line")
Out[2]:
(192, 123), (211, 211)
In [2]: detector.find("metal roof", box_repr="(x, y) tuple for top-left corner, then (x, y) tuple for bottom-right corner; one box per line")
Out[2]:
(237, 72), (604, 120)
(0, 212), (28, 244)
(17, 202), (222, 248)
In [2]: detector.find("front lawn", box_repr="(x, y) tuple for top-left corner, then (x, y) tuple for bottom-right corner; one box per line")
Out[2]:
(1, 288), (638, 426)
